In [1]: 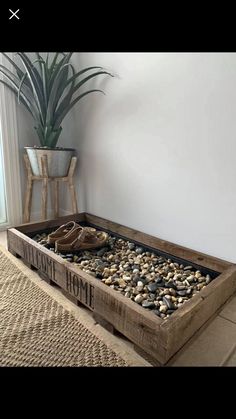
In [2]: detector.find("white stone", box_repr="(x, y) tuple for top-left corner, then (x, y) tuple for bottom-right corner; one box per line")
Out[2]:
(134, 294), (143, 304)
(159, 305), (168, 313)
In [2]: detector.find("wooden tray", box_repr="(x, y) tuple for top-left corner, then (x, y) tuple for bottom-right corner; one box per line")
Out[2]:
(7, 212), (236, 364)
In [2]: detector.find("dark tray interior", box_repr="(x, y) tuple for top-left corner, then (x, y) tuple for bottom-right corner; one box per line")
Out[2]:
(26, 222), (220, 279)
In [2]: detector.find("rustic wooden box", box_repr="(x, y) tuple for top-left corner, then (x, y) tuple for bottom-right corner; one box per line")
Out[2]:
(7, 212), (236, 365)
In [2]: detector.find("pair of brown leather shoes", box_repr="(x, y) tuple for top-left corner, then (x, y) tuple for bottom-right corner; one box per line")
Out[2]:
(47, 221), (108, 253)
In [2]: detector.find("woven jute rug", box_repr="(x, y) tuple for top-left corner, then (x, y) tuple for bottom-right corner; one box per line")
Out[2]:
(0, 246), (150, 367)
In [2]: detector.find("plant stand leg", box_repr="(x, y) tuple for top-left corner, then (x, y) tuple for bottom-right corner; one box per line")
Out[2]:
(24, 177), (33, 223)
(67, 157), (78, 213)
(69, 179), (78, 213)
(52, 179), (59, 218)
(23, 154), (33, 223)
(41, 155), (49, 220)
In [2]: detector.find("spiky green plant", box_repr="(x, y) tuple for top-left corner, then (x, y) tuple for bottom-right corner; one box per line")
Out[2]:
(0, 52), (113, 148)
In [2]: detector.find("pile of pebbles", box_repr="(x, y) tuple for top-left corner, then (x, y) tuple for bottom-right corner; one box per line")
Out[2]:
(33, 231), (214, 320)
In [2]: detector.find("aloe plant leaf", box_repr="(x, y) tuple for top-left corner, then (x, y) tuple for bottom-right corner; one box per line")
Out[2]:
(1, 52), (112, 148)
(48, 53), (73, 92)
(71, 71), (113, 97)
(46, 63), (74, 125)
(49, 127), (62, 148)
(33, 58), (50, 105)
(33, 56), (51, 104)
(1, 52), (25, 80)
(0, 66), (40, 122)
(64, 66), (103, 89)
(0, 64), (45, 108)
(17, 53), (46, 123)
(2, 53), (31, 89)
(49, 52), (66, 74)
(0, 79), (37, 121)
(54, 89), (105, 129)
(55, 69), (112, 118)
(0, 64), (20, 86)
(46, 53), (49, 70)
(17, 73), (28, 104)
(35, 53), (44, 74)
(54, 66), (76, 120)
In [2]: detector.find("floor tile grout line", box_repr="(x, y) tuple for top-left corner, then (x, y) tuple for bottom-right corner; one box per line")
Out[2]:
(219, 342), (236, 366)
(218, 313), (236, 326)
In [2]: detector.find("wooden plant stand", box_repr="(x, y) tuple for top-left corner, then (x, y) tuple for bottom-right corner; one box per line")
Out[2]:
(23, 154), (78, 222)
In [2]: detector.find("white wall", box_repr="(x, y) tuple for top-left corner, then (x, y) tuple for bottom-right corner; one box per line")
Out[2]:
(68, 52), (236, 263)
(15, 52), (236, 263)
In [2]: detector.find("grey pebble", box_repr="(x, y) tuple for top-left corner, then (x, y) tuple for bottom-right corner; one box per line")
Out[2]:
(96, 247), (109, 257)
(136, 247), (144, 254)
(162, 296), (175, 310)
(147, 282), (159, 293)
(142, 300), (155, 309)
(38, 229), (216, 319)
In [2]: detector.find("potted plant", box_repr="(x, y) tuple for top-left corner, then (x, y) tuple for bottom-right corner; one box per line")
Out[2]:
(0, 52), (113, 176)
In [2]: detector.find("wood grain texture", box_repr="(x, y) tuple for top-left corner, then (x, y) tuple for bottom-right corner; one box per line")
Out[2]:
(7, 225), (167, 363)
(16, 212), (86, 234)
(161, 265), (236, 360)
(41, 155), (49, 220)
(23, 154), (78, 221)
(69, 179), (78, 213)
(23, 154), (33, 223)
(7, 212), (236, 364)
(52, 180), (59, 219)
(93, 312), (115, 334)
(68, 157), (78, 213)
(23, 178), (33, 223)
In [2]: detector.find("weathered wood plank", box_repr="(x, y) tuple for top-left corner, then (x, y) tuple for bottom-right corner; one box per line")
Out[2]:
(14, 212), (86, 234)
(7, 212), (236, 365)
(38, 271), (55, 285)
(23, 177), (33, 223)
(67, 157), (78, 213)
(133, 345), (161, 366)
(200, 265), (236, 301)
(52, 180), (59, 219)
(85, 213), (230, 272)
(93, 284), (167, 363)
(23, 154), (33, 223)
(7, 229), (67, 286)
(7, 227), (167, 363)
(61, 289), (79, 305)
(93, 312), (115, 334)
(161, 265), (236, 360)
(41, 155), (49, 221)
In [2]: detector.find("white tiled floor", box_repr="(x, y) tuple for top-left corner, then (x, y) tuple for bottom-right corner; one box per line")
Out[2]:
(0, 231), (7, 248)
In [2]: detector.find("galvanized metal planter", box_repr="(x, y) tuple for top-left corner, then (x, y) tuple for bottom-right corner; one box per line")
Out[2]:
(24, 147), (75, 177)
